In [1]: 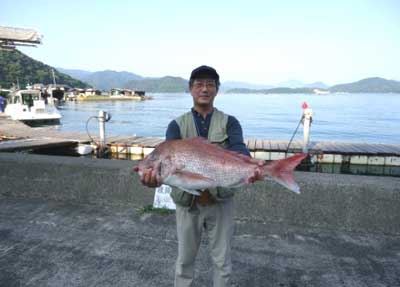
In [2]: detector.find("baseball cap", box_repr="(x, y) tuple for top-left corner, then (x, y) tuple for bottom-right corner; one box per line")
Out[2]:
(190, 65), (219, 81)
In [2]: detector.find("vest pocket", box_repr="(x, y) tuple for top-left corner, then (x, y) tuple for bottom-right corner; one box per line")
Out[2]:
(170, 189), (194, 207)
(209, 187), (235, 200)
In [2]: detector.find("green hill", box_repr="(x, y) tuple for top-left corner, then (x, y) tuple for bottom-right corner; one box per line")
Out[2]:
(227, 78), (400, 94)
(124, 76), (188, 93)
(81, 70), (143, 91)
(0, 49), (89, 89)
(329, 77), (400, 93)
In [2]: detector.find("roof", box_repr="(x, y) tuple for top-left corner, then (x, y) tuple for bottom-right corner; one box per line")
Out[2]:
(0, 26), (42, 49)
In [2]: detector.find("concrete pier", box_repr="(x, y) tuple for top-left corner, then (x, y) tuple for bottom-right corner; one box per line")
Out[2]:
(1, 152), (399, 234)
(1, 152), (400, 286)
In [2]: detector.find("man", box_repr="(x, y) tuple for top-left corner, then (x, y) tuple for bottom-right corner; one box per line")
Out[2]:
(140, 65), (263, 287)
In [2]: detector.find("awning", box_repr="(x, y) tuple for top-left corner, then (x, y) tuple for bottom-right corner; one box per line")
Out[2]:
(0, 26), (42, 49)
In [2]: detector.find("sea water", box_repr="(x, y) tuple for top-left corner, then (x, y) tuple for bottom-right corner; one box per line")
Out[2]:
(57, 93), (400, 144)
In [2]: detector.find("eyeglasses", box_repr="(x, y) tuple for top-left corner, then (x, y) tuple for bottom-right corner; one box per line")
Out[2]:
(192, 80), (217, 89)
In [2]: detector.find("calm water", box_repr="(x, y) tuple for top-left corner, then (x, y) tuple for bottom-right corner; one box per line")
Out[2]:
(57, 93), (400, 144)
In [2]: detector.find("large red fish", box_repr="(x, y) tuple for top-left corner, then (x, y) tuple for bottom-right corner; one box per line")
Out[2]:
(134, 137), (307, 195)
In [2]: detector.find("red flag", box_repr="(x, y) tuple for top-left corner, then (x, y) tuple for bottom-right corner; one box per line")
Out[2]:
(302, 102), (308, 109)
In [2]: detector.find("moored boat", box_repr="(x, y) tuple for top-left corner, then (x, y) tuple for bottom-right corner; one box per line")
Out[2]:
(4, 89), (62, 125)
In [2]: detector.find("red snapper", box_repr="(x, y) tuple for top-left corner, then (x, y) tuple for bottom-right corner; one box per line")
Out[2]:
(134, 137), (306, 195)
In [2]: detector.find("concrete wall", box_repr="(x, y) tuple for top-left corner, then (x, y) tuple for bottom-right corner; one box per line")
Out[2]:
(1, 152), (399, 235)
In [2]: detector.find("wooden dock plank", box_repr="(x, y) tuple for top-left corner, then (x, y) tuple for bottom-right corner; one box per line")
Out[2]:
(269, 141), (281, 151)
(379, 144), (400, 154)
(123, 136), (142, 145)
(286, 140), (303, 152)
(319, 142), (344, 153)
(106, 135), (133, 143)
(352, 143), (378, 154)
(134, 137), (163, 147)
(255, 139), (264, 150)
(367, 144), (394, 154)
(290, 141), (303, 150)
(262, 140), (271, 150)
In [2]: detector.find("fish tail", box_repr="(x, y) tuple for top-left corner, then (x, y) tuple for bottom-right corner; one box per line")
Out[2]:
(262, 153), (307, 193)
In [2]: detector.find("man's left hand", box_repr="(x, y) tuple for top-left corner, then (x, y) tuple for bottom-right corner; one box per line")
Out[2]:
(236, 154), (266, 183)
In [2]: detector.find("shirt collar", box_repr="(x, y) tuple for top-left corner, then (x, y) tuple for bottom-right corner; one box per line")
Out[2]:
(191, 107), (214, 119)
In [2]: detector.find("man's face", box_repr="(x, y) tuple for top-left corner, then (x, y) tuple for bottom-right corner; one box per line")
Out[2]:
(190, 78), (218, 106)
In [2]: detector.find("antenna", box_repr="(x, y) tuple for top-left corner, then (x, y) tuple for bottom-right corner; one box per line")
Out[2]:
(51, 69), (56, 86)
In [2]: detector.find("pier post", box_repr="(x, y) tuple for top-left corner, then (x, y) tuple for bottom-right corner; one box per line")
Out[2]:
(302, 103), (313, 153)
(98, 110), (107, 152)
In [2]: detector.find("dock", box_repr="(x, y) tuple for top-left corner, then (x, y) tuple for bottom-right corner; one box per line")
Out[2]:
(1, 114), (399, 166)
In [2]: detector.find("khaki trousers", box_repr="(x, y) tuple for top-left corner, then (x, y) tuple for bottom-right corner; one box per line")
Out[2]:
(174, 198), (234, 287)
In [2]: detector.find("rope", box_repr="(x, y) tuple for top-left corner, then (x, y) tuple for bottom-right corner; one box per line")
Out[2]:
(85, 116), (99, 145)
(286, 114), (304, 154)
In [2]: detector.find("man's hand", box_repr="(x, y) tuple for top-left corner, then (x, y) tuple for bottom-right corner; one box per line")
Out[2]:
(140, 168), (161, 188)
(236, 154), (266, 183)
(247, 167), (263, 183)
(138, 161), (162, 188)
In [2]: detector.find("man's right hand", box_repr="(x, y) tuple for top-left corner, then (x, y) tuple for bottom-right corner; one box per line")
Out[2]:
(139, 161), (162, 188)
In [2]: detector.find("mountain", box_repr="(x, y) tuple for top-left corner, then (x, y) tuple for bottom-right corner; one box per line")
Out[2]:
(303, 81), (329, 89)
(56, 68), (92, 79)
(59, 69), (143, 90)
(0, 49), (89, 89)
(220, 81), (274, 92)
(124, 76), (188, 93)
(274, 80), (329, 89)
(329, 77), (400, 93)
(226, 87), (315, 94)
(227, 78), (400, 94)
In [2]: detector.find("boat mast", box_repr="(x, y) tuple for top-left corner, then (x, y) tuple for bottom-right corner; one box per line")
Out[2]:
(49, 69), (56, 104)
(51, 69), (56, 86)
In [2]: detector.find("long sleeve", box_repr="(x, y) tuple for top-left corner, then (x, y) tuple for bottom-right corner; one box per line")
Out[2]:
(166, 120), (182, 140)
(226, 116), (250, 156)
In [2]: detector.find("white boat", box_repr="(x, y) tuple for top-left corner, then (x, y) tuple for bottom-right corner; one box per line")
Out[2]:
(313, 89), (330, 95)
(4, 89), (62, 124)
(76, 144), (94, 155)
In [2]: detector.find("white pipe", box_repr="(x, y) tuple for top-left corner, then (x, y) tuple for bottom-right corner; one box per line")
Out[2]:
(98, 110), (106, 151)
(303, 108), (313, 153)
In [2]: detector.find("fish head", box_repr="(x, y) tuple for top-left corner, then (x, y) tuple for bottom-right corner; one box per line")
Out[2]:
(133, 149), (162, 176)
(133, 140), (174, 176)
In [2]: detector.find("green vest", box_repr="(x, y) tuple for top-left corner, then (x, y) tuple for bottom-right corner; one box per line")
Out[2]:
(170, 108), (235, 206)
(175, 108), (229, 146)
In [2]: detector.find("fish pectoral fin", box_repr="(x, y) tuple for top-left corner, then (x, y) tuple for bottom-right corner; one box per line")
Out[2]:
(165, 171), (216, 192)
(171, 171), (216, 191)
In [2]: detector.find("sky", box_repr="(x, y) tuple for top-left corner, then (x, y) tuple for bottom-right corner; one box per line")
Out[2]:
(1, 0), (400, 86)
